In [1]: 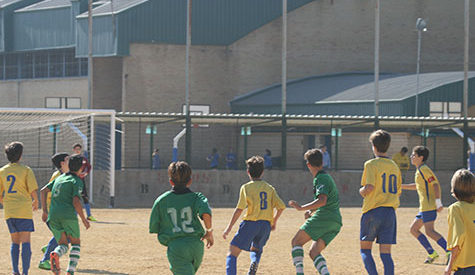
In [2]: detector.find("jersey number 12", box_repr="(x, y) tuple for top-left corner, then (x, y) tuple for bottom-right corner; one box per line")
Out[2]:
(167, 207), (194, 233)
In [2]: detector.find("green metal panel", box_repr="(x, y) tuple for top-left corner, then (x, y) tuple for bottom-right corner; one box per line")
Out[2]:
(76, 0), (314, 57)
(14, 7), (74, 50)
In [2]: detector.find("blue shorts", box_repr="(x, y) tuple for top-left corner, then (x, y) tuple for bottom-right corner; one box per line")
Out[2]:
(455, 266), (475, 275)
(416, 210), (437, 223)
(360, 207), (396, 244)
(231, 220), (271, 251)
(6, 218), (35, 233)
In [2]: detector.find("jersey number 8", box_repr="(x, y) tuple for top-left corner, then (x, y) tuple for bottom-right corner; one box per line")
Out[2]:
(260, 192), (268, 210)
(167, 207), (194, 233)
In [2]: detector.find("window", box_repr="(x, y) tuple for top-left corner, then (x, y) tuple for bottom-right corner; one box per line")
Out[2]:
(49, 52), (63, 77)
(34, 52), (49, 78)
(20, 53), (33, 79)
(46, 97), (81, 109)
(65, 49), (79, 76)
(0, 55), (4, 80)
(429, 101), (461, 117)
(5, 54), (18, 79)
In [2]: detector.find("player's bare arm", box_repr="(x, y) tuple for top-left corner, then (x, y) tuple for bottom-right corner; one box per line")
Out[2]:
(401, 183), (417, 190)
(201, 213), (214, 248)
(444, 246), (459, 275)
(359, 184), (374, 197)
(40, 185), (50, 222)
(289, 194), (328, 211)
(222, 208), (243, 239)
(271, 208), (284, 231)
(73, 196), (90, 229)
(433, 183), (443, 212)
(30, 190), (39, 211)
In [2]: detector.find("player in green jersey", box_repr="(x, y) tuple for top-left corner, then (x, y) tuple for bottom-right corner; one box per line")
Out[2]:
(40, 154), (90, 275)
(149, 161), (214, 275)
(289, 148), (342, 275)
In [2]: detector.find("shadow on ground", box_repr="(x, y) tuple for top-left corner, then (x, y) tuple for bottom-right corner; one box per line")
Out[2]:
(77, 269), (128, 275)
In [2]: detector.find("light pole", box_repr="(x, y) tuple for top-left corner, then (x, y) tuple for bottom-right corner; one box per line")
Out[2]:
(415, 18), (427, 117)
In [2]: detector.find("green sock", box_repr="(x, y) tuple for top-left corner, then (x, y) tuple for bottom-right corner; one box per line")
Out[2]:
(313, 254), (329, 275)
(67, 245), (80, 275)
(292, 246), (304, 275)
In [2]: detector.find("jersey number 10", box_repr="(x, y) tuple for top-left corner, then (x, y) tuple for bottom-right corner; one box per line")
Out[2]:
(381, 173), (398, 194)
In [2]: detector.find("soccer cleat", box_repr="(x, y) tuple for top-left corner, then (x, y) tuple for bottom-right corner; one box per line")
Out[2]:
(87, 216), (97, 221)
(38, 260), (51, 270)
(424, 251), (439, 264)
(50, 251), (61, 275)
(41, 245), (48, 253)
(248, 262), (258, 275)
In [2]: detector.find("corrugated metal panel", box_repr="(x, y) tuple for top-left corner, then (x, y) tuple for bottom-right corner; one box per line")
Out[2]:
(76, 0), (314, 57)
(14, 7), (74, 50)
(77, 14), (116, 56)
(15, 0), (70, 11)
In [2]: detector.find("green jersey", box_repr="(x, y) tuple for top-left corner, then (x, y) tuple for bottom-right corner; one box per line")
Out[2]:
(312, 170), (342, 225)
(46, 173), (84, 221)
(149, 188), (212, 246)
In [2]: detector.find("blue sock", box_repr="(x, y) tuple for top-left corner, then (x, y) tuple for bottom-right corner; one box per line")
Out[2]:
(360, 249), (377, 275)
(41, 237), (58, 262)
(11, 243), (20, 274)
(380, 253), (394, 275)
(437, 237), (447, 252)
(84, 203), (92, 217)
(417, 234), (434, 254)
(226, 255), (237, 275)
(250, 250), (262, 264)
(21, 243), (31, 275)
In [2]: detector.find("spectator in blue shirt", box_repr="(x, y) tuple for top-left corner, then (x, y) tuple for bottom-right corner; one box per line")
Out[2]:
(264, 149), (272, 169)
(152, 148), (160, 169)
(225, 148), (237, 170)
(207, 148), (220, 169)
(320, 145), (331, 169)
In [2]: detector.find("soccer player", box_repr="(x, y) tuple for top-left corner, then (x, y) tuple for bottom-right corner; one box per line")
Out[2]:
(445, 169), (475, 275)
(149, 161), (214, 275)
(359, 130), (402, 275)
(289, 148), (342, 275)
(402, 146), (448, 264)
(223, 156), (285, 275)
(72, 143), (96, 221)
(0, 141), (39, 275)
(40, 154), (90, 275)
(38, 152), (69, 270)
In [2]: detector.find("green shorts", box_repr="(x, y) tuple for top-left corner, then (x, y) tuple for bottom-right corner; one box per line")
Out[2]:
(300, 217), (341, 246)
(167, 237), (204, 275)
(48, 218), (80, 242)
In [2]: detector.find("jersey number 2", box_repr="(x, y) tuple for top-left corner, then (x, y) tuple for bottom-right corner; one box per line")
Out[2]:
(167, 207), (194, 233)
(7, 175), (16, 194)
(381, 173), (397, 194)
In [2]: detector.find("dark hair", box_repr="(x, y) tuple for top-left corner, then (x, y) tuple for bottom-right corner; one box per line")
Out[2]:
(265, 149), (271, 156)
(246, 156), (264, 179)
(52, 153), (69, 170)
(168, 161), (192, 188)
(401, 147), (408, 153)
(304, 148), (323, 167)
(72, 143), (82, 149)
(5, 141), (23, 163)
(413, 146), (429, 162)
(451, 169), (475, 203)
(68, 154), (83, 172)
(369, 130), (391, 153)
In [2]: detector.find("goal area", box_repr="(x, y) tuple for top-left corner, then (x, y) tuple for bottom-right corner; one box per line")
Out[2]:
(0, 108), (116, 207)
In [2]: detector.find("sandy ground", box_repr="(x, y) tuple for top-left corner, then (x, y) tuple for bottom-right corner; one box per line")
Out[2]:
(0, 207), (450, 275)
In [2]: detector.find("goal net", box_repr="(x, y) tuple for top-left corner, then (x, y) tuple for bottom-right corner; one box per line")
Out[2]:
(0, 108), (116, 207)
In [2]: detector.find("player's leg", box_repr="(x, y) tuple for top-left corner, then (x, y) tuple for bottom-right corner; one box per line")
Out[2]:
(227, 220), (258, 275)
(167, 238), (203, 275)
(360, 241), (377, 275)
(50, 232), (69, 275)
(66, 236), (81, 275)
(9, 231), (21, 275)
(18, 231), (32, 275)
(379, 244), (393, 275)
(248, 221), (271, 275)
(376, 207), (397, 275)
(410, 216), (436, 261)
(309, 239), (329, 275)
(226, 245), (242, 275)
(423, 220), (447, 250)
(82, 185), (96, 221)
(291, 230), (312, 275)
(360, 209), (379, 275)
(39, 236), (57, 270)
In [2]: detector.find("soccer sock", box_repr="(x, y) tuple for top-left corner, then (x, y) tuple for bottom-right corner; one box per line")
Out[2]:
(250, 249), (262, 264)
(313, 254), (330, 275)
(292, 246), (304, 275)
(21, 243), (31, 275)
(437, 237), (447, 252)
(380, 253), (394, 275)
(67, 245), (81, 275)
(41, 237), (58, 262)
(11, 243), (20, 274)
(226, 255), (237, 275)
(53, 244), (69, 257)
(417, 234), (434, 254)
(360, 249), (377, 275)
(84, 203), (92, 217)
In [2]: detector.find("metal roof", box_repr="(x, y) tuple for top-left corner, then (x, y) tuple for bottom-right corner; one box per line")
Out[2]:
(0, 0), (23, 8)
(77, 0), (146, 17)
(319, 71), (475, 104)
(15, 0), (69, 12)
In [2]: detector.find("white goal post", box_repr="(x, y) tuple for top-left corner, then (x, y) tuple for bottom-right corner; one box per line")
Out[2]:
(0, 108), (116, 207)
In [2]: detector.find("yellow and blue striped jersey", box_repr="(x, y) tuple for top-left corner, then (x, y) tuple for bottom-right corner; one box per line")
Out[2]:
(0, 163), (38, 219)
(46, 170), (62, 210)
(236, 180), (285, 223)
(447, 201), (475, 271)
(415, 164), (439, 212)
(361, 157), (402, 213)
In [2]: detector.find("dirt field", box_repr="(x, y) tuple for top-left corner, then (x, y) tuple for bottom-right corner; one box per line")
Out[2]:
(0, 207), (450, 274)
